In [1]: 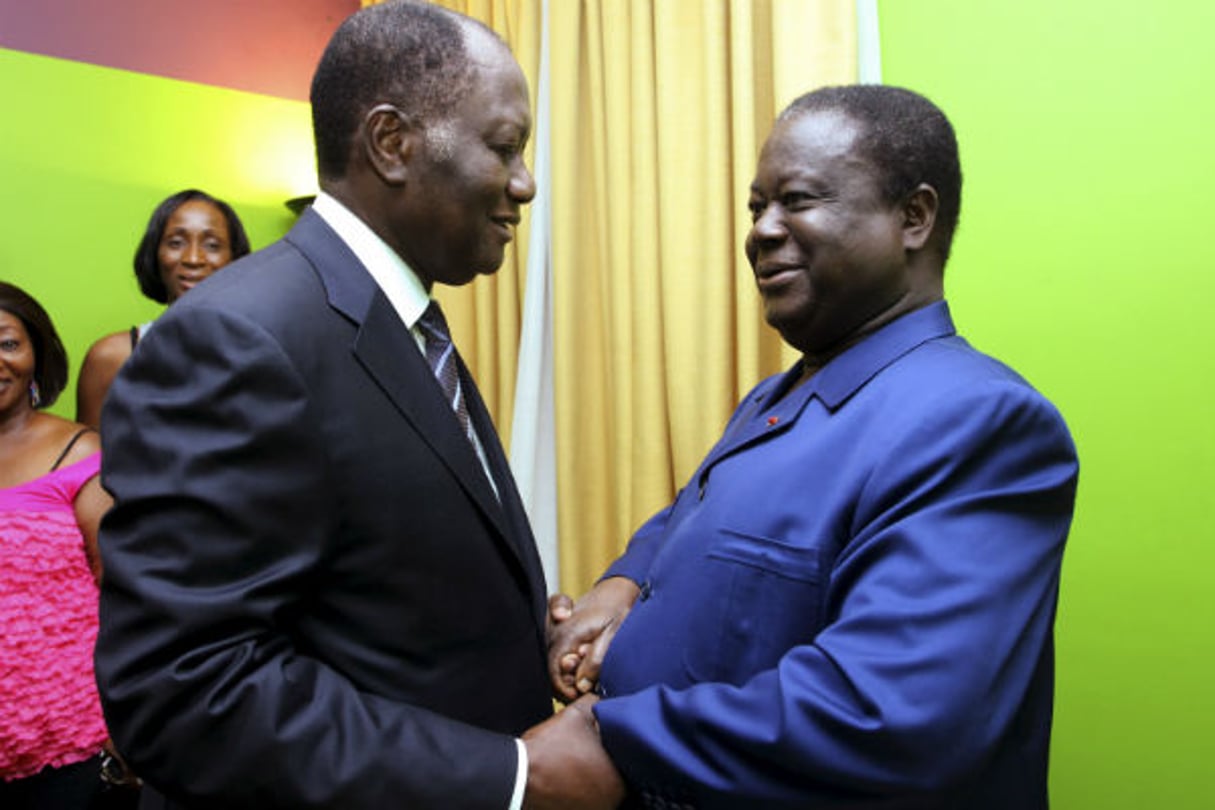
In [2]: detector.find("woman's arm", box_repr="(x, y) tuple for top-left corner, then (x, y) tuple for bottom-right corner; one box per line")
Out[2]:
(75, 474), (113, 581)
(76, 331), (134, 429)
(65, 428), (112, 581)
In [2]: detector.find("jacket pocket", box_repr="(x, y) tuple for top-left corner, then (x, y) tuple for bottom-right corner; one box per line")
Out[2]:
(682, 527), (825, 684)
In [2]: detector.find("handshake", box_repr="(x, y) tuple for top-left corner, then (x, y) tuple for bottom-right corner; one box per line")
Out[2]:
(521, 579), (641, 810)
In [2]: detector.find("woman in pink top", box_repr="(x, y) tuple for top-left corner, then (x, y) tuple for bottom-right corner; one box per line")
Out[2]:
(0, 282), (133, 808)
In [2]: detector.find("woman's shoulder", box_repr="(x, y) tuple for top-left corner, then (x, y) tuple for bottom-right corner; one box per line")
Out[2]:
(38, 415), (99, 468)
(0, 415), (97, 489)
(83, 329), (137, 366)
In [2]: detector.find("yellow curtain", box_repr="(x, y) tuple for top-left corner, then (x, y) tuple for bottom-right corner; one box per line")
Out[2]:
(358, 0), (856, 594)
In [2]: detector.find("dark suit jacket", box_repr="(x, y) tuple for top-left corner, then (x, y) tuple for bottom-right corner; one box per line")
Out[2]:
(595, 302), (1078, 809)
(95, 211), (552, 809)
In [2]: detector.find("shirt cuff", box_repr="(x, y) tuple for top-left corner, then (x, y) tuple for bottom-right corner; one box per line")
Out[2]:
(509, 737), (527, 810)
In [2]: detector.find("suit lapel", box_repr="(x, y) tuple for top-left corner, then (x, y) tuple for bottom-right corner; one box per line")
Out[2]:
(354, 296), (511, 535)
(460, 356), (549, 609)
(284, 211), (524, 572)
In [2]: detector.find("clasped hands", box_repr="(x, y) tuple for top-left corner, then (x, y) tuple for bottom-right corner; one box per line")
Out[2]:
(521, 577), (641, 810)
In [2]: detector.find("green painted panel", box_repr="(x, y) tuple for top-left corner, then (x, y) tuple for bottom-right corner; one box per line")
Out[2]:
(0, 48), (314, 415)
(878, 2), (1215, 807)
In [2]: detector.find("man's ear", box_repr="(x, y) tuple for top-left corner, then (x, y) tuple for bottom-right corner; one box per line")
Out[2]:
(902, 183), (939, 251)
(362, 104), (416, 186)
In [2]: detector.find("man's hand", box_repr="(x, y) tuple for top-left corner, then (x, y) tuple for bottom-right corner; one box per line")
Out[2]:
(547, 577), (641, 701)
(522, 695), (625, 810)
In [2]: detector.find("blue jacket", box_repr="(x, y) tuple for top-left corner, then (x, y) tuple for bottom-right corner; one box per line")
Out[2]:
(595, 301), (1078, 809)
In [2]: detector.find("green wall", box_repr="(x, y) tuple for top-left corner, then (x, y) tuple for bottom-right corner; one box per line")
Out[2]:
(0, 48), (314, 416)
(879, 2), (1215, 807)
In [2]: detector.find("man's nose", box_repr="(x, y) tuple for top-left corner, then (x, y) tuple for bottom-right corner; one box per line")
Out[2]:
(748, 205), (788, 246)
(510, 161), (537, 204)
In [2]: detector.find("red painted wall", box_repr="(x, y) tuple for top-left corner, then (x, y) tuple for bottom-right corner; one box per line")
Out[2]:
(0, 0), (359, 100)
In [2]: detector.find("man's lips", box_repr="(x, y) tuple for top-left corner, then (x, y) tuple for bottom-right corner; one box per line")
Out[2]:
(492, 215), (520, 240)
(754, 263), (804, 285)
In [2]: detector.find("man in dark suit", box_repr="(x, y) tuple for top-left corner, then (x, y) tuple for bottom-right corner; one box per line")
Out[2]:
(94, 3), (618, 808)
(535, 85), (1079, 808)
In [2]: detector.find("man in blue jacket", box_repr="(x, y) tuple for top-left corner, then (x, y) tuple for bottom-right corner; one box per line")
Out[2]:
(530, 85), (1079, 809)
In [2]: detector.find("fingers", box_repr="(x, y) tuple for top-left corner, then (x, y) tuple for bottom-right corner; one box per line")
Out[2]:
(546, 579), (642, 702)
(548, 622), (598, 701)
(547, 592), (574, 626)
(557, 643), (597, 700)
(574, 620), (618, 695)
(560, 652), (581, 673)
(547, 593), (583, 700)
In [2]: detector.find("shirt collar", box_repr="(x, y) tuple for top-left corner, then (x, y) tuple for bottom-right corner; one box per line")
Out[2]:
(311, 191), (431, 330)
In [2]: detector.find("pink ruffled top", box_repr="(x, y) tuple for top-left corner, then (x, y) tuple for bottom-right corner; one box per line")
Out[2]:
(0, 453), (108, 780)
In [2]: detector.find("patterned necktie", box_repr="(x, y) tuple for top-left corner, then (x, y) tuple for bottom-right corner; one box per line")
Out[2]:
(417, 301), (476, 446)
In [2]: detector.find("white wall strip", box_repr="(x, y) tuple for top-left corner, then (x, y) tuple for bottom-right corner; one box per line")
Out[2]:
(509, 0), (561, 591)
(856, 0), (883, 83)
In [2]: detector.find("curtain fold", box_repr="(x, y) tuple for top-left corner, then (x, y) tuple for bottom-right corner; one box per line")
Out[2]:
(356, 0), (857, 594)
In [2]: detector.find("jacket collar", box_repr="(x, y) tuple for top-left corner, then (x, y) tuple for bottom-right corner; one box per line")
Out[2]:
(803, 299), (957, 411)
(704, 301), (957, 467)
